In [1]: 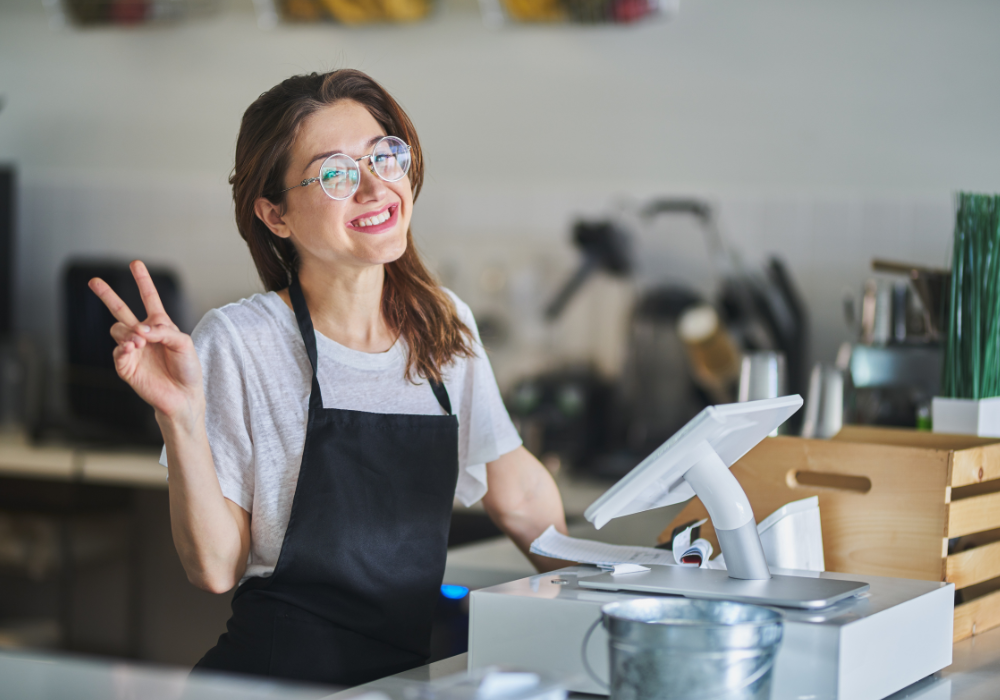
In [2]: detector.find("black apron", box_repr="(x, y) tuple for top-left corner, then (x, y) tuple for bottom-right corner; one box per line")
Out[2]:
(194, 276), (459, 686)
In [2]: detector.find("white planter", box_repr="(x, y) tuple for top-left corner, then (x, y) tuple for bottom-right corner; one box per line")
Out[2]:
(932, 396), (1000, 437)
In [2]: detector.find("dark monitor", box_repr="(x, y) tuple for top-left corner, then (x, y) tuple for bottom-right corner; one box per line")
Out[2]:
(0, 166), (13, 337)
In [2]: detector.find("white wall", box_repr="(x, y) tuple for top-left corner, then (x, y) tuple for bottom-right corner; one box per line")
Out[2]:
(1, 0), (998, 390)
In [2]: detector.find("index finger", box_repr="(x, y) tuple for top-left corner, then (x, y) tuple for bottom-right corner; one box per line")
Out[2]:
(88, 277), (141, 327)
(130, 260), (167, 319)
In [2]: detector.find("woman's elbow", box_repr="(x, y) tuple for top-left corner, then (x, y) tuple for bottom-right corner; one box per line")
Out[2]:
(184, 562), (239, 594)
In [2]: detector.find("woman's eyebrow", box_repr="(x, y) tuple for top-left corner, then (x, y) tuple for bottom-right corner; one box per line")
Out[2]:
(301, 135), (385, 175)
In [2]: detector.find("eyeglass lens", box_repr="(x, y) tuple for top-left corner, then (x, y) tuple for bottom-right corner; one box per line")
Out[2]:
(318, 136), (411, 200)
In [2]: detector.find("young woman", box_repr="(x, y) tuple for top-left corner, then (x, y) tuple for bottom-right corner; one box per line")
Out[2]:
(89, 69), (568, 686)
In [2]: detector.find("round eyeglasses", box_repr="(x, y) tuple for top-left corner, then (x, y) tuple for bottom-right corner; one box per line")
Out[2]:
(277, 135), (411, 201)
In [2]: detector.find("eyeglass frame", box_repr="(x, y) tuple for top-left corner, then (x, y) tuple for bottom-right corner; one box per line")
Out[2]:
(273, 135), (412, 201)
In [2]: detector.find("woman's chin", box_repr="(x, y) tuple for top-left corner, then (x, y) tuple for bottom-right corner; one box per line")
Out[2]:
(355, 234), (408, 266)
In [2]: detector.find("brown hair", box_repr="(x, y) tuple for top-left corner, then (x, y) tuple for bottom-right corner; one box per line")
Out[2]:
(230, 70), (474, 384)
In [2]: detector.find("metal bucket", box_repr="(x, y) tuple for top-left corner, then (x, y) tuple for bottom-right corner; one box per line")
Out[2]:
(598, 598), (783, 700)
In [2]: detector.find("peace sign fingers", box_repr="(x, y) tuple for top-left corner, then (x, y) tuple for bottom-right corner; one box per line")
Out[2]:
(130, 260), (174, 327)
(88, 276), (142, 328)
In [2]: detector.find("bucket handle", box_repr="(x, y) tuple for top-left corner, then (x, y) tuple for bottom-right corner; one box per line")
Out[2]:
(582, 616), (779, 700)
(581, 617), (609, 690)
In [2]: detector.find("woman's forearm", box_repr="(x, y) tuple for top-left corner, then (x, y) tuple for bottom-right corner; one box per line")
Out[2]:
(159, 408), (250, 594)
(482, 446), (574, 573)
(88, 264), (248, 593)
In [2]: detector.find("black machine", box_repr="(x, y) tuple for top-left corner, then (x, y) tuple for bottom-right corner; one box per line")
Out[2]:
(0, 165), (34, 433)
(0, 166), (13, 339)
(63, 260), (185, 445)
(510, 198), (809, 478)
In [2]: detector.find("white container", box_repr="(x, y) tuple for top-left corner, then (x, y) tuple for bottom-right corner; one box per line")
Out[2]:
(932, 396), (1000, 438)
(801, 364), (844, 440)
(757, 496), (825, 573)
(469, 567), (954, 700)
(708, 497), (825, 573)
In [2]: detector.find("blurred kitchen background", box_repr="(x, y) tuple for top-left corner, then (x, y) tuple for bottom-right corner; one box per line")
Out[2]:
(0, 0), (998, 674)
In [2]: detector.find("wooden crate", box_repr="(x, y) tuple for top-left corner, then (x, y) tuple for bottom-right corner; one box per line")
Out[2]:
(661, 425), (1000, 642)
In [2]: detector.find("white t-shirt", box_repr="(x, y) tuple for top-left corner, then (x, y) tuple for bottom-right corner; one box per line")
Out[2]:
(160, 290), (522, 585)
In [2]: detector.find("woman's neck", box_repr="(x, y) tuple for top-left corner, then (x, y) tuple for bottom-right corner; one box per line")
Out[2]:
(278, 260), (396, 354)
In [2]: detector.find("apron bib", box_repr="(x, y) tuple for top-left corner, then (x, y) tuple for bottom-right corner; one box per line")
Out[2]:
(195, 276), (459, 686)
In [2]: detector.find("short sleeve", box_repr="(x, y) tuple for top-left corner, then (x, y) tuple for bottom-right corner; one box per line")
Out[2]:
(446, 291), (522, 507)
(159, 309), (255, 513)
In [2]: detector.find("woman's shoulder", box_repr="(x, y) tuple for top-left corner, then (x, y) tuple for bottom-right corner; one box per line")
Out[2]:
(441, 287), (475, 328)
(192, 292), (295, 347)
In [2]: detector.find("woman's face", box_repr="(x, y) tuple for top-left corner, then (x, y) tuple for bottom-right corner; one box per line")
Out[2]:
(267, 99), (413, 272)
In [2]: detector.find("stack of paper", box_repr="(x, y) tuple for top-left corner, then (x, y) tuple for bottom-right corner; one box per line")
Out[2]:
(531, 496), (824, 576)
(529, 526), (676, 574)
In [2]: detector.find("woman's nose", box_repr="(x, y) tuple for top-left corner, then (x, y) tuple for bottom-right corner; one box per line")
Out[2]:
(354, 162), (387, 202)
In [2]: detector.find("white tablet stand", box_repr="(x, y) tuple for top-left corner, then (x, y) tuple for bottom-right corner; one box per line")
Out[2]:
(585, 396), (802, 581)
(582, 396), (870, 608)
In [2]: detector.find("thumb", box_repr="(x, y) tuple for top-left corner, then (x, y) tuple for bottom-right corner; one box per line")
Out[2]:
(141, 324), (194, 354)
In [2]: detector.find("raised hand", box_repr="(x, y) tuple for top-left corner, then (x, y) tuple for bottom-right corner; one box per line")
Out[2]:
(88, 261), (205, 425)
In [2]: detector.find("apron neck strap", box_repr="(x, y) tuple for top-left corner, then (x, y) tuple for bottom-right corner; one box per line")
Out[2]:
(288, 273), (453, 416)
(288, 274), (324, 411)
(429, 380), (452, 415)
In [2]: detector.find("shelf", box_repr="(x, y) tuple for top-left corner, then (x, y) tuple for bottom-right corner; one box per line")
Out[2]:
(43, 0), (218, 27)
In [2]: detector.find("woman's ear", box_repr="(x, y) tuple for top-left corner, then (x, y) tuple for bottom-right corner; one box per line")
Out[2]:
(254, 197), (291, 239)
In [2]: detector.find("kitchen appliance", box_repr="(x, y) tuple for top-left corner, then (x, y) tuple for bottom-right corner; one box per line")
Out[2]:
(615, 286), (704, 459)
(739, 350), (787, 437)
(536, 217), (706, 474)
(0, 165), (19, 429)
(0, 166), (42, 436)
(870, 259), (949, 342)
(677, 304), (742, 404)
(468, 397), (954, 699)
(506, 366), (613, 473)
(0, 165), (13, 339)
(843, 259), (948, 429)
(801, 363), (844, 439)
(541, 199), (809, 469)
(738, 351), (786, 403)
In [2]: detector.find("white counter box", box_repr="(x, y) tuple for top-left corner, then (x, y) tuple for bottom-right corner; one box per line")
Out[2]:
(468, 566), (954, 700)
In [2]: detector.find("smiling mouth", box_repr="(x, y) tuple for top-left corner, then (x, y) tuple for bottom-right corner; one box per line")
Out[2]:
(350, 205), (395, 228)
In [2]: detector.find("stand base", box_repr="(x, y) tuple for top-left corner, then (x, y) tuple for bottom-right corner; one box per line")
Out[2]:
(578, 564), (868, 609)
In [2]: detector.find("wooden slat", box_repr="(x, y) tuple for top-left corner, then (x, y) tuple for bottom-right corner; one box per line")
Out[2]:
(955, 589), (1000, 641)
(951, 444), (1000, 487)
(834, 425), (1000, 450)
(948, 492), (1000, 537)
(661, 435), (951, 582)
(831, 426), (1000, 488)
(946, 541), (1000, 589)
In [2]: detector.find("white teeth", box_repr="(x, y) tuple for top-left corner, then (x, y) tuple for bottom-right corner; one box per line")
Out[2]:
(352, 209), (391, 228)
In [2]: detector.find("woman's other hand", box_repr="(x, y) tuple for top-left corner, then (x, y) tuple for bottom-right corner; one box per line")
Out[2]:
(88, 260), (204, 426)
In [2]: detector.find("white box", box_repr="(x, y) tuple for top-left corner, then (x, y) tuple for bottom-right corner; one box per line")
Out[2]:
(469, 566), (953, 700)
(932, 396), (1000, 437)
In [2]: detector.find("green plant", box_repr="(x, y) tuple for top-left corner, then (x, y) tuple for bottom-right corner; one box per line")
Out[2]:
(943, 193), (1000, 399)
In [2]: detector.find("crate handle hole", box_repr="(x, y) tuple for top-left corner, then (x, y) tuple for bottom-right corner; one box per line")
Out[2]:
(789, 470), (872, 493)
